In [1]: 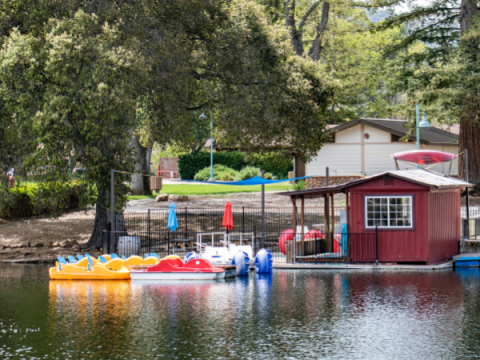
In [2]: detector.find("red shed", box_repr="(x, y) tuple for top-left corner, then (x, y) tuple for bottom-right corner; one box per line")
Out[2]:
(281, 169), (471, 265)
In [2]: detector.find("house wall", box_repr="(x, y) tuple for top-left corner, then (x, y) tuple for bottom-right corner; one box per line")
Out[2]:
(349, 176), (431, 263)
(306, 123), (458, 177)
(428, 189), (461, 263)
(306, 144), (362, 177)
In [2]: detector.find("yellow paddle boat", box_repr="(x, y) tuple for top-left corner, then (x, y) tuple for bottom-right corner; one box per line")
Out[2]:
(49, 256), (131, 280)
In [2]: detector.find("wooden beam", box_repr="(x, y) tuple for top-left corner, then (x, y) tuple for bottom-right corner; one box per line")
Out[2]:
(346, 189), (350, 262)
(331, 192), (335, 252)
(301, 195), (305, 255)
(292, 196), (296, 263)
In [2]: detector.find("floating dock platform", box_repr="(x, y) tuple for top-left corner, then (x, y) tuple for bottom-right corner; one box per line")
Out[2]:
(453, 253), (480, 268)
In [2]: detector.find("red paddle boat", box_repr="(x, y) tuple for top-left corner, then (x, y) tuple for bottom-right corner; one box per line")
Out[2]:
(129, 258), (225, 280)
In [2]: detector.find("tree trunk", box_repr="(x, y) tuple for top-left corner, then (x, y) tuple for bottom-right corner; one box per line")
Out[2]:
(308, 2), (329, 61)
(285, 0), (304, 56)
(458, 0), (480, 188)
(85, 185), (109, 250)
(131, 135), (152, 196)
(85, 183), (128, 250)
(459, 99), (480, 188)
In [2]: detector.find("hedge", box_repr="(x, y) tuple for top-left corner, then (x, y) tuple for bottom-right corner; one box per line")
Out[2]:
(194, 165), (239, 181)
(179, 151), (293, 180)
(0, 181), (96, 218)
(178, 152), (246, 180)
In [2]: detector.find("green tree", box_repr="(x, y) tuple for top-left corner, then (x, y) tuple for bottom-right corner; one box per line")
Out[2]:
(0, 11), (143, 247)
(370, 0), (480, 185)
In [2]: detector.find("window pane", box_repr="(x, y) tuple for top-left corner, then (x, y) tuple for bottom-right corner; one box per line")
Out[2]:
(366, 196), (412, 228)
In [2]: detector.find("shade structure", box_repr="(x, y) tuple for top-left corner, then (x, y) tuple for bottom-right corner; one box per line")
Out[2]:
(391, 150), (457, 165)
(183, 175), (312, 185)
(167, 202), (178, 232)
(222, 201), (234, 230)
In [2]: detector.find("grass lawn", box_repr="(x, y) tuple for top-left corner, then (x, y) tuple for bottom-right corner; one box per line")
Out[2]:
(127, 183), (295, 200)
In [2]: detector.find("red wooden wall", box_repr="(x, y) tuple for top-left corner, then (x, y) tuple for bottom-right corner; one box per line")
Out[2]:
(428, 189), (461, 263)
(349, 176), (431, 263)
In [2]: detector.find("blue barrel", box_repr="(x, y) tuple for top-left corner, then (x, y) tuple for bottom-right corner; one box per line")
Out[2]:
(232, 251), (249, 276)
(255, 249), (273, 274)
(184, 251), (199, 263)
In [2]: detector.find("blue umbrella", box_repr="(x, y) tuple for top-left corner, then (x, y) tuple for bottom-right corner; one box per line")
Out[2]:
(168, 202), (178, 232)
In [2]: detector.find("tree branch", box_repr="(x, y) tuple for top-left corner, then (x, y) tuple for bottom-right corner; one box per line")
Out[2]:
(299, 1), (322, 32)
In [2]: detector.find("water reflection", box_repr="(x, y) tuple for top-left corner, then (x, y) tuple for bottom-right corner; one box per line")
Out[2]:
(2, 265), (480, 359)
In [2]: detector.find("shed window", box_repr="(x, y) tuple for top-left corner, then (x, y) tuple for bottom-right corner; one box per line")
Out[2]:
(365, 196), (413, 229)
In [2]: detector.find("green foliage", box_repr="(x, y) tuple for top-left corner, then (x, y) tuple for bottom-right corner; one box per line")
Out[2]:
(179, 152), (246, 179)
(194, 165), (238, 181)
(219, 173), (235, 181)
(179, 151), (293, 179)
(293, 180), (305, 191)
(0, 181), (96, 218)
(264, 172), (273, 180)
(244, 152), (293, 178)
(235, 166), (261, 180)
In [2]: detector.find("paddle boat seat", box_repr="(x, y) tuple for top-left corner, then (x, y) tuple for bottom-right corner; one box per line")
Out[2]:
(77, 254), (84, 261)
(110, 253), (119, 259)
(68, 255), (77, 263)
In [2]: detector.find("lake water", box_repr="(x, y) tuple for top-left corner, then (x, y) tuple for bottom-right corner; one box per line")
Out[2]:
(1, 264), (480, 359)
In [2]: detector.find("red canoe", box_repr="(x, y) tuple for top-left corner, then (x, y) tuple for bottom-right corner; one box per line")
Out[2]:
(391, 150), (457, 165)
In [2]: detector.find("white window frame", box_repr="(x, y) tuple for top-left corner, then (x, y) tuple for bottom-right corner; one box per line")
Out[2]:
(364, 195), (413, 229)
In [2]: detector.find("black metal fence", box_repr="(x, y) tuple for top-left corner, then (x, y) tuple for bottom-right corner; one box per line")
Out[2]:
(461, 206), (480, 240)
(122, 207), (346, 235)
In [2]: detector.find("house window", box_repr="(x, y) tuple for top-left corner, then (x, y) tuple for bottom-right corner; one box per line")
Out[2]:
(365, 196), (413, 229)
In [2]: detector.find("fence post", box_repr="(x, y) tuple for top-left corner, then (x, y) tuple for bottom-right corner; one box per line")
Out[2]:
(315, 233), (317, 265)
(148, 209), (151, 253)
(375, 226), (378, 265)
(185, 208), (188, 232)
(167, 232), (170, 255)
(243, 206), (245, 233)
(253, 225), (257, 255)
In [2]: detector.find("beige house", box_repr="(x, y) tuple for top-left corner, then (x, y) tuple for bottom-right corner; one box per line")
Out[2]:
(305, 118), (459, 187)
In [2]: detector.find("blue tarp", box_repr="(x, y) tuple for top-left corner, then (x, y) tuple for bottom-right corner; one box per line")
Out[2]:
(182, 175), (313, 186)
(167, 202), (178, 232)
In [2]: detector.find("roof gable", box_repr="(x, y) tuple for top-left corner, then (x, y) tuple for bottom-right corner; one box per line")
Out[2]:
(278, 169), (472, 199)
(329, 118), (458, 146)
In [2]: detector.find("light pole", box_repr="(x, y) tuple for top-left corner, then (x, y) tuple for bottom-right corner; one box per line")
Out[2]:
(209, 115), (214, 182)
(416, 104), (430, 169)
(200, 112), (214, 182)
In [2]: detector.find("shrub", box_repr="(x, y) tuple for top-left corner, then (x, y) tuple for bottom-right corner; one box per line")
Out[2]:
(194, 164), (239, 181)
(235, 166), (261, 181)
(219, 173), (235, 181)
(293, 180), (305, 191)
(179, 152), (246, 179)
(243, 152), (293, 179)
(0, 181), (96, 218)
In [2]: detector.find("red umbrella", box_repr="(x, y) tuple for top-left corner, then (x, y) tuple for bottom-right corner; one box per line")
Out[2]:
(222, 201), (234, 230)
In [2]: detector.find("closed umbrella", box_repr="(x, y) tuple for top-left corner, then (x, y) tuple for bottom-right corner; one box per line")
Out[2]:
(168, 202), (178, 232)
(222, 201), (234, 231)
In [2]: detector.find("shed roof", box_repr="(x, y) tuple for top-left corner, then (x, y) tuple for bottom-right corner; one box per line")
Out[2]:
(329, 118), (458, 146)
(279, 170), (472, 199)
